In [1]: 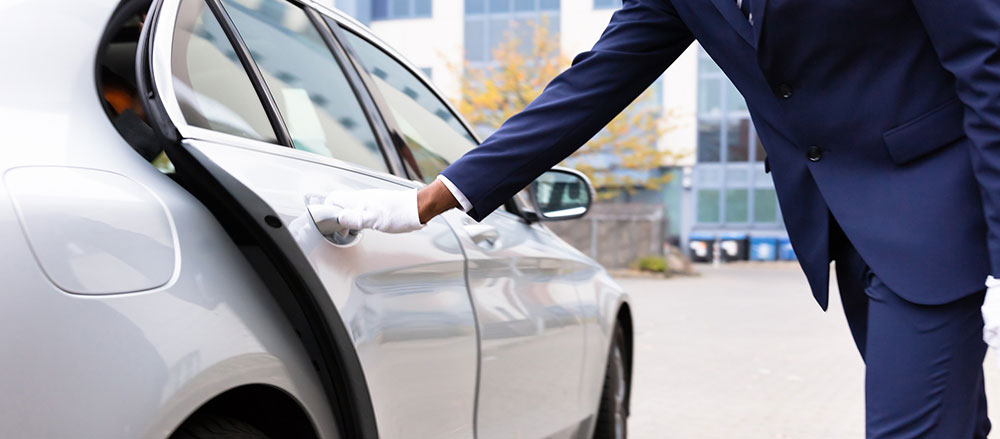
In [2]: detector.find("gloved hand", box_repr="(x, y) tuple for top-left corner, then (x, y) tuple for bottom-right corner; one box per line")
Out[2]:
(324, 188), (424, 234)
(982, 276), (1000, 348)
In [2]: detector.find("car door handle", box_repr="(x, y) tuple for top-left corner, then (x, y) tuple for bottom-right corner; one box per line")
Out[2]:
(464, 224), (499, 248)
(307, 204), (362, 246)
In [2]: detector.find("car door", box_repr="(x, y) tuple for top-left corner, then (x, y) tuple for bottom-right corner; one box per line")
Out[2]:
(332, 25), (595, 438)
(140, 1), (478, 437)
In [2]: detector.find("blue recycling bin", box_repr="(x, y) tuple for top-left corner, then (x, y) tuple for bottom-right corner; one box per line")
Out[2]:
(688, 233), (715, 263)
(749, 237), (778, 261)
(778, 238), (796, 261)
(718, 232), (748, 261)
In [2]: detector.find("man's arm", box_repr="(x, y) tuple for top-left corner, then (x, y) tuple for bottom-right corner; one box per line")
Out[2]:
(331, 0), (694, 232)
(438, 0), (694, 221)
(910, 0), (1000, 276)
(909, 0), (1000, 346)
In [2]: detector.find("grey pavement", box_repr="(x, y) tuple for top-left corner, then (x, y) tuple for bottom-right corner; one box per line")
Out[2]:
(621, 263), (1000, 438)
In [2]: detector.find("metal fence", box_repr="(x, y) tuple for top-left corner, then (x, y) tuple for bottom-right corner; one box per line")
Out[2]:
(544, 203), (666, 269)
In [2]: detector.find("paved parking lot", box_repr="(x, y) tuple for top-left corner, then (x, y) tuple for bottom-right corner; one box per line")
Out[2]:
(621, 263), (1000, 438)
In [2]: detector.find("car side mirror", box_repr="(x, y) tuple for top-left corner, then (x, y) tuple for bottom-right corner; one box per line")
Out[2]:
(527, 167), (595, 222)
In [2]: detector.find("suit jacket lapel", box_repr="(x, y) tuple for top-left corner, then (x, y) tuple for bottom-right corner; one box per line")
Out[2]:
(750, 0), (768, 47)
(709, 0), (755, 48)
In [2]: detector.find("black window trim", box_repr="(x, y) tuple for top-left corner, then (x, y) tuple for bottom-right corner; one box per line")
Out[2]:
(207, 0), (404, 176)
(204, 0), (294, 147)
(301, 5), (408, 176)
(324, 18), (530, 218)
(133, 0), (381, 437)
(320, 19), (423, 182)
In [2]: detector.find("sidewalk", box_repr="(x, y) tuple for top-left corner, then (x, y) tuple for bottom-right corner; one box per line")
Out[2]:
(621, 264), (1000, 438)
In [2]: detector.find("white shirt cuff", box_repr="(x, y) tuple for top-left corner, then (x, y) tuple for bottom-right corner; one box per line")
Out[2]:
(436, 175), (472, 213)
(988, 276), (1000, 289)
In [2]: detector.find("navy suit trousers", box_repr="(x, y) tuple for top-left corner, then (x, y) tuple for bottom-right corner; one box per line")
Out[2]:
(833, 220), (990, 438)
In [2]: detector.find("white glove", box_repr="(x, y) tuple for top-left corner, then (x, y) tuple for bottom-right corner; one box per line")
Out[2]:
(982, 276), (1000, 348)
(324, 188), (424, 234)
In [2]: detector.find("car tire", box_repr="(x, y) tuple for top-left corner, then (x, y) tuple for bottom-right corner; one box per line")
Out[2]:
(170, 414), (271, 439)
(593, 324), (628, 439)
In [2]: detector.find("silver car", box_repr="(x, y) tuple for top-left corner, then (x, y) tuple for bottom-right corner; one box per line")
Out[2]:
(0, 0), (633, 437)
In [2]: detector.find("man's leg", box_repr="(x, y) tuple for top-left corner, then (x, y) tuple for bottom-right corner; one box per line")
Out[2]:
(833, 236), (869, 359)
(863, 273), (989, 439)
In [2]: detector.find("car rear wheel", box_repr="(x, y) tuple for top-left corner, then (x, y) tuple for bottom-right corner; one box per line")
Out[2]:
(593, 324), (628, 439)
(171, 414), (271, 439)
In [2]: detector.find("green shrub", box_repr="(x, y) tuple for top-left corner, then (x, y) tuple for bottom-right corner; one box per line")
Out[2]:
(635, 256), (669, 274)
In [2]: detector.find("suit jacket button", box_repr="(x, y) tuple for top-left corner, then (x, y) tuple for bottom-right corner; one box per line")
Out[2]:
(807, 146), (822, 162)
(776, 84), (793, 99)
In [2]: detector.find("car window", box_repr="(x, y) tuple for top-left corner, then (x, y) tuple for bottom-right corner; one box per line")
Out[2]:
(171, 0), (277, 142)
(338, 29), (478, 184)
(221, 0), (390, 173)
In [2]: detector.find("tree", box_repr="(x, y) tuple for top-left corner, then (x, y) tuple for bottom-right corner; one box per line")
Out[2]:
(453, 20), (684, 200)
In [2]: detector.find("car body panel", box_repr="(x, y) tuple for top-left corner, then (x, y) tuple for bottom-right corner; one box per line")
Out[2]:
(182, 137), (479, 439)
(442, 211), (590, 438)
(5, 166), (179, 295)
(0, 1), (337, 436)
(0, 0), (632, 436)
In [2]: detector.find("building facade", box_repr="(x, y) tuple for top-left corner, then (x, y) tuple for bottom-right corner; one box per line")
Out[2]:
(325, 0), (789, 258)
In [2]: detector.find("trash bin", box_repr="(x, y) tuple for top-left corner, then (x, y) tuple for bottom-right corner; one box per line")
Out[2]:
(749, 236), (778, 261)
(719, 233), (748, 261)
(778, 238), (796, 261)
(688, 233), (715, 263)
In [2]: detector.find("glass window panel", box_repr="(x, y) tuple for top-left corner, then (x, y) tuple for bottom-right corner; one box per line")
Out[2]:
(392, 0), (409, 17)
(539, 0), (559, 10)
(543, 11), (559, 35)
(725, 188), (749, 223)
(489, 18), (509, 57)
(415, 0), (432, 15)
(464, 18), (486, 61)
(171, 0), (276, 142)
(224, 0), (388, 172)
(697, 189), (721, 223)
(372, 0), (389, 18)
(514, 0), (535, 10)
(725, 167), (749, 185)
(697, 120), (721, 162)
(753, 188), (779, 223)
(726, 118), (750, 162)
(341, 30), (479, 183)
(465, 0), (485, 13)
(594, 0), (620, 8)
(726, 81), (748, 112)
(514, 18), (534, 54)
(754, 134), (765, 162)
(698, 77), (721, 116)
(698, 54), (722, 76)
(489, 0), (511, 12)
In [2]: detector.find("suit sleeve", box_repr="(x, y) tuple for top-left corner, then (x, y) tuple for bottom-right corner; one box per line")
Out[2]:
(911, 0), (1000, 276)
(440, 0), (694, 221)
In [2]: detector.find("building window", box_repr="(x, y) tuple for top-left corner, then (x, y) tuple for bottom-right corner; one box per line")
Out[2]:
(464, 0), (559, 64)
(693, 48), (780, 227)
(372, 0), (432, 20)
(753, 188), (779, 223)
(724, 188), (749, 223)
(593, 0), (621, 8)
(696, 189), (721, 223)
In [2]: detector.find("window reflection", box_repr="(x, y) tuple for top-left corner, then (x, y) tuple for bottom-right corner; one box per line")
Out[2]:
(223, 0), (389, 173)
(340, 29), (479, 183)
(171, 0), (277, 142)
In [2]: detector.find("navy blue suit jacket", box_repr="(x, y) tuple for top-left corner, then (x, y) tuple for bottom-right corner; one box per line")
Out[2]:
(441, 0), (1000, 308)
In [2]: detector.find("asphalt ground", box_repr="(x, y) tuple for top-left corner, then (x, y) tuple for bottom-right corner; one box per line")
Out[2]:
(620, 263), (1000, 438)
